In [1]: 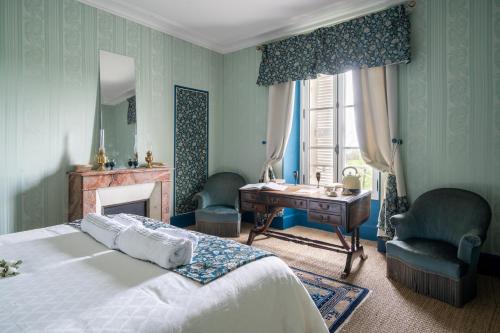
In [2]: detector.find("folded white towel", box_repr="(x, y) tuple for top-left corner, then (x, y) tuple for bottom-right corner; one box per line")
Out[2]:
(112, 213), (142, 228)
(157, 227), (199, 251)
(111, 214), (199, 250)
(116, 225), (194, 269)
(81, 214), (126, 249)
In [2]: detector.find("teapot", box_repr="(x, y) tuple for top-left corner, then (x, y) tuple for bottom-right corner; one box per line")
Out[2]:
(342, 166), (361, 195)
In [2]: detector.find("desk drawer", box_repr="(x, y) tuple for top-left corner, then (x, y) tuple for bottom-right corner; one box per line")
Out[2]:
(241, 201), (266, 213)
(309, 200), (341, 215)
(308, 211), (342, 226)
(267, 196), (307, 209)
(241, 191), (259, 202)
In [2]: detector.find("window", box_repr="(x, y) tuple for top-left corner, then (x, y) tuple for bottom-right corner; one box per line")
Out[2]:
(300, 72), (379, 198)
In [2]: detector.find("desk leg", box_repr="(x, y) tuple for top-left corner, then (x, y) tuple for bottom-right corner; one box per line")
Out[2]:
(247, 207), (281, 246)
(341, 227), (367, 279)
(334, 226), (351, 250)
(357, 228), (368, 260)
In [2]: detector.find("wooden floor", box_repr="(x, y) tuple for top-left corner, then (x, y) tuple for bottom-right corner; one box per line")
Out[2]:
(232, 222), (500, 333)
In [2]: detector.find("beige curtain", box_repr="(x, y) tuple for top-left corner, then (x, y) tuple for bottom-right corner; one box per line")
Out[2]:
(352, 65), (408, 238)
(260, 81), (296, 182)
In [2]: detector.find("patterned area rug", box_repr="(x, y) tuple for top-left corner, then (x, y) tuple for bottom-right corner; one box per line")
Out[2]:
(292, 267), (370, 332)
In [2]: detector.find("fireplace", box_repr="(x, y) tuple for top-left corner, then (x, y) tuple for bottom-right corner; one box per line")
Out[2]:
(102, 200), (148, 216)
(68, 167), (172, 222)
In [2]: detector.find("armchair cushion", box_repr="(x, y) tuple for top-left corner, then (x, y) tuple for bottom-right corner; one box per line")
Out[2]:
(195, 206), (240, 223)
(386, 238), (468, 280)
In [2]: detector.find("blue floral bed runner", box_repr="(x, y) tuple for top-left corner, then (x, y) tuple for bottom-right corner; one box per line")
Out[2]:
(69, 215), (273, 284)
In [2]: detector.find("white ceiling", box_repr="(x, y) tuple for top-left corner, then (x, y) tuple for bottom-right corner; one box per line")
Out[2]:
(79, 0), (406, 54)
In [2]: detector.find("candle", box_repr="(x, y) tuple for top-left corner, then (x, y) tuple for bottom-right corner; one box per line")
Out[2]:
(133, 134), (138, 155)
(99, 129), (105, 150)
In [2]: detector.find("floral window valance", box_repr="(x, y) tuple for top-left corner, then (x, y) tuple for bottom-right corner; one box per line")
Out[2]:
(256, 5), (410, 86)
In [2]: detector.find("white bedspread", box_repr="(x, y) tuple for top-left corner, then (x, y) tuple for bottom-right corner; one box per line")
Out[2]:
(0, 225), (328, 333)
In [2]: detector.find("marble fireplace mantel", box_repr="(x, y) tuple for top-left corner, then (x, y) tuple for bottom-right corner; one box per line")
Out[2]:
(68, 167), (173, 222)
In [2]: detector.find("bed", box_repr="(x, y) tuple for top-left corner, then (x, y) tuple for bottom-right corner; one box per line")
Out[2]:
(0, 224), (328, 333)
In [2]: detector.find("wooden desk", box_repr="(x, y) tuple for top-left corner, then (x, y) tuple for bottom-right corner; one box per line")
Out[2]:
(239, 185), (371, 278)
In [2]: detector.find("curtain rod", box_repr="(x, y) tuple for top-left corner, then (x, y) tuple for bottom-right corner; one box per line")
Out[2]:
(256, 0), (416, 51)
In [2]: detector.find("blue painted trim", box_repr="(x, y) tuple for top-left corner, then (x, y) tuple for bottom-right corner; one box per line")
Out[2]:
(242, 212), (254, 223)
(173, 85), (209, 217)
(377, 239), (387, 253)
(268, 209), (303, 229)
(170, 212), (196, 228)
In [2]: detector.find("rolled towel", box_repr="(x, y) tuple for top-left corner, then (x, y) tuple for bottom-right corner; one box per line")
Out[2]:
(112, 213), (142, 228)
(116, 225), (194, 269)
(157, 227), (199, 251)
(81, 214), (126, 249)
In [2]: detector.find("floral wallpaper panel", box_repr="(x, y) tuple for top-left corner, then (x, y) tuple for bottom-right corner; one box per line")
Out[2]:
(174, 86), (209, 215)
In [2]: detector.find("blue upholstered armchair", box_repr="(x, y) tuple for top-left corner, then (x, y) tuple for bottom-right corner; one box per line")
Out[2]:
(386, 188), (491, 307)
(193, 172), (246, 237)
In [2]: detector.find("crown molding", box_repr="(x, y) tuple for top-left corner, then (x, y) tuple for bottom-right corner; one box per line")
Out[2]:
(77, 0), (226, 53)
(221, 0), (407, 54)
(78, 0), (406, 55)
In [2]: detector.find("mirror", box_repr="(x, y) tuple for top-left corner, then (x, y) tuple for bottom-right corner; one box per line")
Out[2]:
(99, 50), (137, 169)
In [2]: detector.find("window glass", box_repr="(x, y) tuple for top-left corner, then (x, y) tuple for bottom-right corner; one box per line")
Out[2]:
(344, 70), (354, 106)
(303, 71), (375, 192)
(343, 148), (373, 191)
(310, 75), (334, 109)
(344, 106), (358, 147)
(308, 148), (335, 186)
(309, 109), (335, 147)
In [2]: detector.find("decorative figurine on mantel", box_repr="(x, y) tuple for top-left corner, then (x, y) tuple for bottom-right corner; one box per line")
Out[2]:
(105, 159), (116, 170)
(145, 150), (153, 168)
(128, 158), (139, 168)
(95, 129), (107, 171)
(95, 147), (107, 171)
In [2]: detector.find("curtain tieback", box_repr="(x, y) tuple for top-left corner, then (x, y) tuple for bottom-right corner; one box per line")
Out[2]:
(391, 138), (403, 145)
(389, 138), (403, 174)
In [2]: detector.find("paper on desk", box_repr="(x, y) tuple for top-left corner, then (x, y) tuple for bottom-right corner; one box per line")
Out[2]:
(240, 182), (288, 191)
(296, 188), (319, 194)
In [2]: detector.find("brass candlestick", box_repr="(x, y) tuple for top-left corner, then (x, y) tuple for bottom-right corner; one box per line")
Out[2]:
(95, 147), (107, 171)
(145, 150), (153, 168)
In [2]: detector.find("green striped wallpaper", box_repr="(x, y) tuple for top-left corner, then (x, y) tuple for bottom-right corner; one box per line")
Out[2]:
(399, 0), (500, 254)
(221, 48), (269, 182)
(0, 0), (223, 234)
